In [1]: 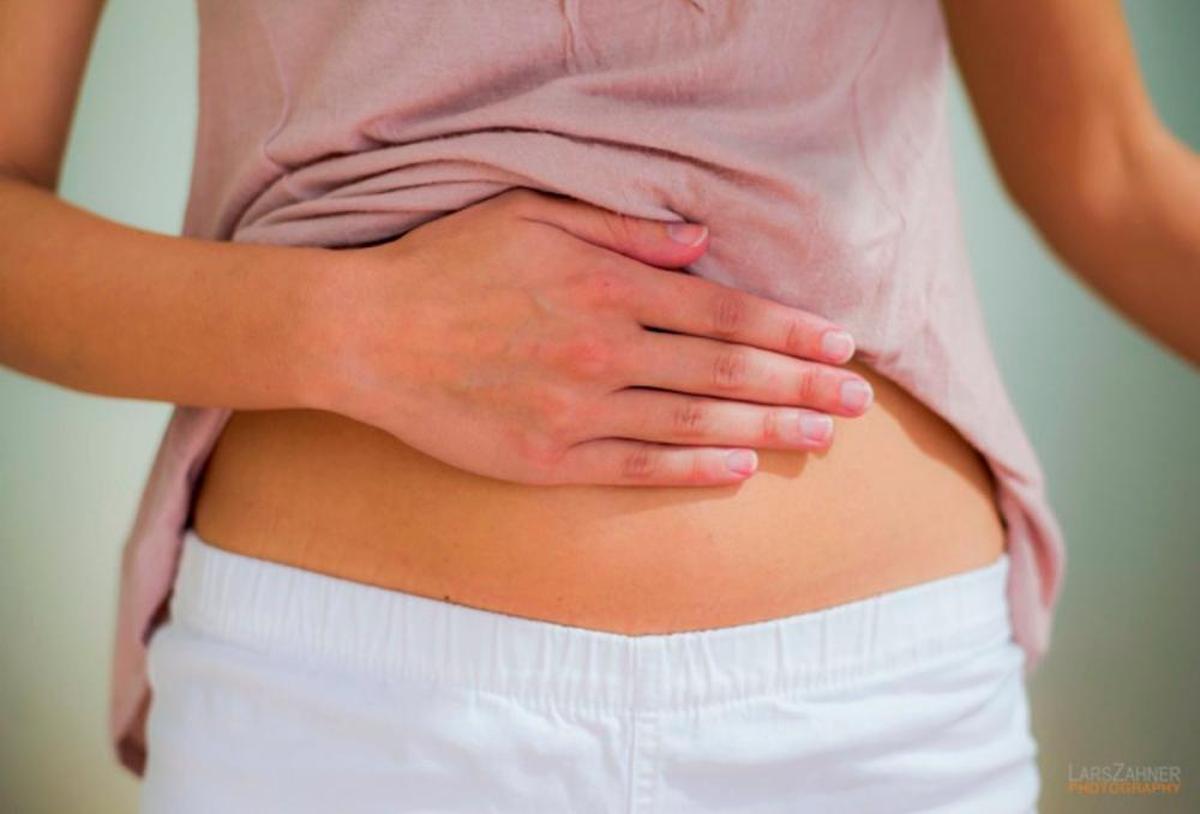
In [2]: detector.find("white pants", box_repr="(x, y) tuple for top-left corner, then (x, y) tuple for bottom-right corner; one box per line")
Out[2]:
(141, 529), (1040, 813)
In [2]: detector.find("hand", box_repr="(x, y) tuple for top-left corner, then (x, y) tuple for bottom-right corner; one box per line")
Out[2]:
(313, 188), (873, 487)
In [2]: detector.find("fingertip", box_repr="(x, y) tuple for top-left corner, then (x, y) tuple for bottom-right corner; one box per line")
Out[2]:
(838, 378), (874, 414)
(820, 329), (856, 364)
(798, 412), (834, 446)
(724, 448), (758, 477)
(666, 222), (709, 247)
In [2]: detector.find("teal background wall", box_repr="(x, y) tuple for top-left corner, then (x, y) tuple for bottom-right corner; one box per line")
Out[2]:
(2, 2), (1196, 811)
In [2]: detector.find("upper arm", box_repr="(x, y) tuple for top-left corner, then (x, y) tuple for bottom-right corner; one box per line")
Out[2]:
(940, 0), (1160, 224)
(0, 0), (106, 190)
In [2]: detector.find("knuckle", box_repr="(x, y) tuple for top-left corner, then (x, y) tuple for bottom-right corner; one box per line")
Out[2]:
(784, 317), (809, 357)
(794, 367), (820, 405)
(670, 398), (710, 438)
(557, 332), (617, 380)
(535, 385), (584, 440)
(620, 445), (658, 480)
(540, 418), (574, 451)
(761, 409), (784, 443)
(602, 211), (639, 247)
(710, 291), (747, 338)
(571, 268), (633, 310)
(512, 427), (562, 470)
(711, 347), (749, 390)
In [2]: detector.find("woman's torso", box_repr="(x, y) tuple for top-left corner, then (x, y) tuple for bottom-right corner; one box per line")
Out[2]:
(186, 0), (1009, 631)
(191, 355), (1006, 633)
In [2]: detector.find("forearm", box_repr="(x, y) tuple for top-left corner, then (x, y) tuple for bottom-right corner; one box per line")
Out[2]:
(941, 0), (1200, 366)
(1028, 120), (1200, 366)
(0, 174), (333, 409)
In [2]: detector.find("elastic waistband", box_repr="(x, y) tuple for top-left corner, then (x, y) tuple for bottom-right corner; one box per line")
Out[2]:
(170, 529), (1013, 713)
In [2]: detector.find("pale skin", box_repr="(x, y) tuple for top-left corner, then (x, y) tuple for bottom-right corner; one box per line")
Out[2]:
(1, 0), (1197, 485)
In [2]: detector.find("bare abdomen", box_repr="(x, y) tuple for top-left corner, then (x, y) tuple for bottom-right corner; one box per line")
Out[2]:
(190, 357), (1007, 633)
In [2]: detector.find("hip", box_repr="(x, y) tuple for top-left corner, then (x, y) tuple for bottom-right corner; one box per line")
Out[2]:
(141, 530), (1037, 813)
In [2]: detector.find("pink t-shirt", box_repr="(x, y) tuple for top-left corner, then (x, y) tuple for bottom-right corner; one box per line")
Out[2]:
(109, 0), (1066, 775)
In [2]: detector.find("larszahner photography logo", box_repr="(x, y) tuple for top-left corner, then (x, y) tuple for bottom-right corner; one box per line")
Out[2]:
(1066, 763), (1182, 796)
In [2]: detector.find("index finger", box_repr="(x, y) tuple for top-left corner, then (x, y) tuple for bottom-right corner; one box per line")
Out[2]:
(622, 262), (857, 364)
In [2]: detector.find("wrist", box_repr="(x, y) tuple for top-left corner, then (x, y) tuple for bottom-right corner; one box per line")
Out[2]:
(291, 242), (424, 429)
(283, 245), (351, 414)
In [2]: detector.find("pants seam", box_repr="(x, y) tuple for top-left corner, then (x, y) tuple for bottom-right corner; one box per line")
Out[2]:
(630, 710), (661, 814)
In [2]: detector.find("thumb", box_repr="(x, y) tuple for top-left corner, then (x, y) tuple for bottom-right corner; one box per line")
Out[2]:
(515, 190), (710, 269)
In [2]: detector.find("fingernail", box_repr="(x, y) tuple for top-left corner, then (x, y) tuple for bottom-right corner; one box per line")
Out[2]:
(839, 379), (873, 412)
(667, 222), (708, 246)
(725, 449), (758, 475)
(798, 413), (833, 444)
(820, 330), (855, 363)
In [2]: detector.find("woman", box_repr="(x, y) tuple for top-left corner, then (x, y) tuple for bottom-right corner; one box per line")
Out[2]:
(2, 0), (1197, 811)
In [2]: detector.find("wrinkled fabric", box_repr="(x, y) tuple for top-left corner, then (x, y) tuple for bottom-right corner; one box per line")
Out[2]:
(140, 530), (1039, 812)
(111, 0), (1066, 776)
